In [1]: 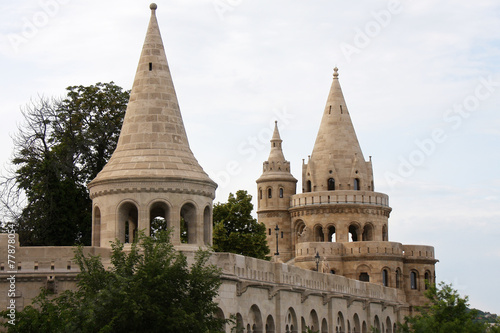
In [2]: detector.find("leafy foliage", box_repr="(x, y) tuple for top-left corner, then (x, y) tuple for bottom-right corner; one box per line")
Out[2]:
(0, 82), (129, 245)
(398, 282), (500, 333)
(212, 190), (270, 260)
(0, 231), (228, 332)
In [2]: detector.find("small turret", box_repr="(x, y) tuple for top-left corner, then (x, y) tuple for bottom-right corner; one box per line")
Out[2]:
(256, 121), (297, 261)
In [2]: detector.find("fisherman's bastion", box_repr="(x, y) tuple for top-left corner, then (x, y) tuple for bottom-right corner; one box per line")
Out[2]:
(0, 4), (437, 332)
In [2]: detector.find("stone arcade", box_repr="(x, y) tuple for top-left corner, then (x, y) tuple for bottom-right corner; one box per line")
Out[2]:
(0, 4), (437, 333)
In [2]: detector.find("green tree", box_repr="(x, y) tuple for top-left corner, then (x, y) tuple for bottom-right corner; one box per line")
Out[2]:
(0, 82), (129, 246)
(212, 190), (270, 260)
(398, 282), (497, 333)
(1, 231), (228, 332)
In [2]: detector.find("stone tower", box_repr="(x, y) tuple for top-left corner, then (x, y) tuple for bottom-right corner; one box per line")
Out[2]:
(256, 121), (297, 260)
(87, 4), (217, 251)
(259, 67), (437, 308)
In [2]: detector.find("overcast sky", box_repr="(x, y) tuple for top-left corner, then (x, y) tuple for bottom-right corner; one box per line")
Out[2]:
(1, 0), (500, 314)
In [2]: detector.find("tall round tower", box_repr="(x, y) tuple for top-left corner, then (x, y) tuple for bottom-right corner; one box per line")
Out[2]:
(291, 68), (392, 277)
(256, 121), (297, 261)
(87, 4), (217, 251)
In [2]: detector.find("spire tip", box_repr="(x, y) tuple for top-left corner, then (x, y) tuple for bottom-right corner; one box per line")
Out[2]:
(150, 3), (157, 11)
(333, 67), (339, 79)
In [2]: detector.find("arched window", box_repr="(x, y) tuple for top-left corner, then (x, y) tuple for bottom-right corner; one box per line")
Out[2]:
(118, 202), (138, 244)
(424, 271), (432, 289)
(259, 188), (263, 200)
(395, 268), (401, 289)
(410, 271), (418, 290)
(354, 178), (360, 190)
(268, 188), (272, 198)
(362, 224), (374, 241)
(359, 272), (369, 282)
(328, 178), (335, 191)
(150, 201), (169, 239)
(328, 226), (336, 242)
(279, 188), (284, 198)
(204, 206), (211, 245)
(306, 180), (312, 193)
(382, 269), (389, 287)
(382, 225), (388, 241)
(180, 203), (197, 244)
(92, 206), (101, 247)
(349, 224), (359, 242)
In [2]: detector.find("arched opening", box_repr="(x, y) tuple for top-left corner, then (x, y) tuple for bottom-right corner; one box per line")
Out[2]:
(314, 225), (324, 242)
(354, 178), (360, 191)
(362, 321), (367, 333)
(279, 188), (284, 198)
(373, 316), (381, 332)
(328, 178), (335, 191)
(410, 271), (418, 290)
(336, 311), (345, 333)
(425, 270), (431, 289)
(180, 203), (197, 244)
(309, 310), (319, 332)
(382, 224), (388, 241)
(301, 317), (307, 332)
(359, 272), (370, 282)
(249, 304), (263, 333)
(259, 188), (263, 200)
(362, 223), (374, 241)
(328, 225), (336, 242)
(216, 307), (226, 332)
(118, 202), (138, 244)
(92, 206), (101, 247)
(296, 221), (307, 244)
(306, 180), (312, 193)
(386, 317), (393, 333)
(235, 313), (244, 333)
(266, 315), (275, 333)
(321, 318), (328, 333)
(203, 206), (211, 245)
(349, 224), (360, 242)
(150, 201), (169, 239)
(395, 268), (402, 289)
(353, 314), (360, 333)
(382, 268), (389, 287)
(268, 187), (272, 198)
(285, 308), (298, 333)
(347, 320), (351, 333)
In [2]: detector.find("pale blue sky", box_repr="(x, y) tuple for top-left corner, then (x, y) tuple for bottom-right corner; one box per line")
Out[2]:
(1, 0), (500, 314)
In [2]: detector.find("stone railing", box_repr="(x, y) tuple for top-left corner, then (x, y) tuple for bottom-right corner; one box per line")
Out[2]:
(289, 190), (390, 209)
(295, 241), (404, 258)
(210, 251), (401, 303)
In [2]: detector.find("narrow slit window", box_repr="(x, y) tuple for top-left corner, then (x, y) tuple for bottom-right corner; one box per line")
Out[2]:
(149, 62), (152, 71)
(340, 105), (343, 114)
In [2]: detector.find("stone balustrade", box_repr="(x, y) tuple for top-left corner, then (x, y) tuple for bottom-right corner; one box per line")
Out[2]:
(290, 190), (390, 209)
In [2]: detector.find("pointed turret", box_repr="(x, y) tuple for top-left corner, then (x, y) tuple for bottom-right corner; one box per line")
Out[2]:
(257, 121), (297, 183)
(302, 68), (373, 192)
(256, 121), (297, 261)
(89, 3), (215, 189)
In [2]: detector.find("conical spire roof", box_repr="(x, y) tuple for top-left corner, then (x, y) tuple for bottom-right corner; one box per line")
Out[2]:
(89, 4), (215, 188)
(305, 68), (373, 191)
(257, 121), (297, 183)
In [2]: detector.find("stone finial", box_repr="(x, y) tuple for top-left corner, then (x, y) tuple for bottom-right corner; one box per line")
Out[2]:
(333, 67), (339, 78)
(150, 3), (157, 10)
